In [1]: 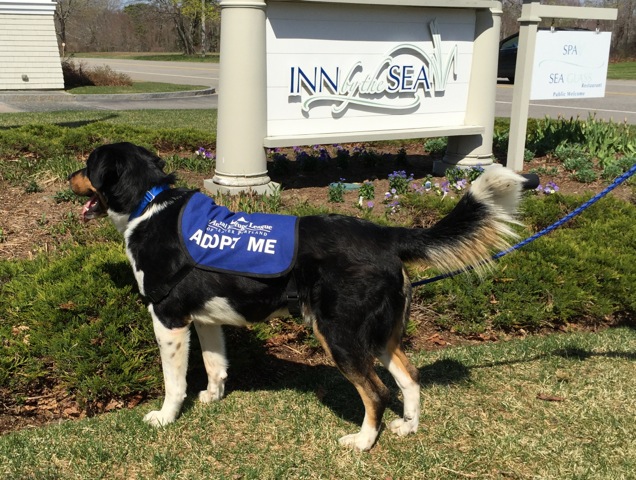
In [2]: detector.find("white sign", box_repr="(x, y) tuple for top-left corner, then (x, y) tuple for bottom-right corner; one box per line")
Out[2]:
(265, 3), (476, 139)
(530, 30), (612, 100)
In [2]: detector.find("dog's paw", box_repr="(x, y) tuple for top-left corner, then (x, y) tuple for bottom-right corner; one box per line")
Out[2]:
(198, 388), (223, 403)
(388, 417), (418, 436)
(143, 410), (176, 428)
(338, 432), (376, 451)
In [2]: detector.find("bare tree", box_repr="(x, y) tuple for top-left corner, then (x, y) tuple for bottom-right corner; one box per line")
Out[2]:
(600, 0), (636, 56)
(125, 3), (180, 51)
(55, 0), (126, 53)
(151, 0), (194, 54)
(56, 0), (630, 57)
(150, 0), (219, 55)
(54, 0), (79, 50)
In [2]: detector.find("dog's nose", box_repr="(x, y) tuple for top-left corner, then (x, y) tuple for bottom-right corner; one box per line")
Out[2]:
(520, 173), (540, 190)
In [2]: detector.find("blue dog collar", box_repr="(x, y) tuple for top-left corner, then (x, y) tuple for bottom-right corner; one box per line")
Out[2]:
(129, 184), (171, 221)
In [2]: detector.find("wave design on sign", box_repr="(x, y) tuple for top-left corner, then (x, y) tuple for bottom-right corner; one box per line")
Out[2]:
(293, 19), (458, 115)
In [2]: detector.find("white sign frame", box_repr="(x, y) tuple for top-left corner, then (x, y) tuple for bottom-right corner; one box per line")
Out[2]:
(265, 4), (476, 141)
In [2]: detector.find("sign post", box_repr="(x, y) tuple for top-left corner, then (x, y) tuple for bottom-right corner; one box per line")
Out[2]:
(441, 6), (502, 173)
(205, 0), (272, 195)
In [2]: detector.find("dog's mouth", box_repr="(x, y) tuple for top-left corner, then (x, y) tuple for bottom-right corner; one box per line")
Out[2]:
(81, 194), (106, 222)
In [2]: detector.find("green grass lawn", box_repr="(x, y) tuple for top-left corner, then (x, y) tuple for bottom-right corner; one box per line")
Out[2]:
(2, 327), (636, 479)
(608, 61), (636, 80)
(0, 109), (217, 130)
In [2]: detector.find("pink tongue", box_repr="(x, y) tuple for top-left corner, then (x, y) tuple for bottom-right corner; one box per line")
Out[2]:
(81, 195), (98, 221)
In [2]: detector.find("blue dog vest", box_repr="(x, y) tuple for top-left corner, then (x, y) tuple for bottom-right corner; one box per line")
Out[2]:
(178, 193), (298, 277)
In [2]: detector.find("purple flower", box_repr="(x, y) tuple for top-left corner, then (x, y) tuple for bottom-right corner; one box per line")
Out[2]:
(537, 181), (560, 194)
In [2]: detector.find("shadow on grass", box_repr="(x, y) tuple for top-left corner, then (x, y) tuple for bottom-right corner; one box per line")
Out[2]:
(552, 346), (636, 361)
(53, 114), (120, 128)
(0, 113), (120, 131)
(103, 260), (137, 289)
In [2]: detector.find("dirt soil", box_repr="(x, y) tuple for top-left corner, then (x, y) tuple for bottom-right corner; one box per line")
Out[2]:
(1, 145), (633, 434)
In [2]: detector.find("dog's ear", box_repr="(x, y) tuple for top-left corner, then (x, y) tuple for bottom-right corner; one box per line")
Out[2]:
(133, 144), (167, 172)
(86, 145), (119, 192)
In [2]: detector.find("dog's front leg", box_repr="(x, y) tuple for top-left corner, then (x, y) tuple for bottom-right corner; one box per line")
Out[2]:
(193, 321), (228, 403)
(143, 309), (190, 427)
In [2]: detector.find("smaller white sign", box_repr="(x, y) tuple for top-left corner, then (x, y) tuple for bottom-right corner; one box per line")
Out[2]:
(530, 31), (612, 100)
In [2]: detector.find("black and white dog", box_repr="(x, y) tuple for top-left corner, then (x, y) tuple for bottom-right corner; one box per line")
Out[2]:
(69, 142), (527, 451)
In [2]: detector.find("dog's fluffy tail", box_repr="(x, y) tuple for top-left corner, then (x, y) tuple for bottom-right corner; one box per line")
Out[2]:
(393, 167), (525, 276)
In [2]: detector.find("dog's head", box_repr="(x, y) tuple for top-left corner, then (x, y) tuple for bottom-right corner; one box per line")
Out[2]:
(69, 142), (176, 223)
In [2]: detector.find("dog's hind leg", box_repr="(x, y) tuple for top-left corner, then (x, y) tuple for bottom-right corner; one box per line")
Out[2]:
(193, 322), (228, 403)
(313, 323), (389, 451)
(143, 308), (191, 427)
(339, 369), (390, 451)
(379, 343), (420, 436)
(379, 270), (420, 436)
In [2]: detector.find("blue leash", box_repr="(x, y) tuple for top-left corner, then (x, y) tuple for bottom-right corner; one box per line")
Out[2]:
(411, 162), (636, 288)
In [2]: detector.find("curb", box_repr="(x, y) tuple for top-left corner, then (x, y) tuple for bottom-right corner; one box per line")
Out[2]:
(74, 87), (215, 102)
(0, 88), (215, 104)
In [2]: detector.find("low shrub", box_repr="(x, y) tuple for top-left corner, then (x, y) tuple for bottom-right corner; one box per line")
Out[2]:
(62, 59), (133, 89)
(424, 137), (448, 155)
(571, 168), (598, 183)
(562, 155), (593, 172)
(554, 142), (588, 162)
(0, 123), (213, 166)
(412, 194), (636, 333)
(327, 178), (346, 203)
(0, 244), (161, 409)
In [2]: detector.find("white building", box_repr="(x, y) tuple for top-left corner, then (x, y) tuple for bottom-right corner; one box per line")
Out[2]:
(0, 0), (64, 90)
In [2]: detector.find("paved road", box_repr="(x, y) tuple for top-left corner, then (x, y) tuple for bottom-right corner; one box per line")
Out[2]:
(73, 57), (220, 89)
(0, 58), (219, 113)
(1, 58), (635, 124)
(495, 79), (636, 124)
